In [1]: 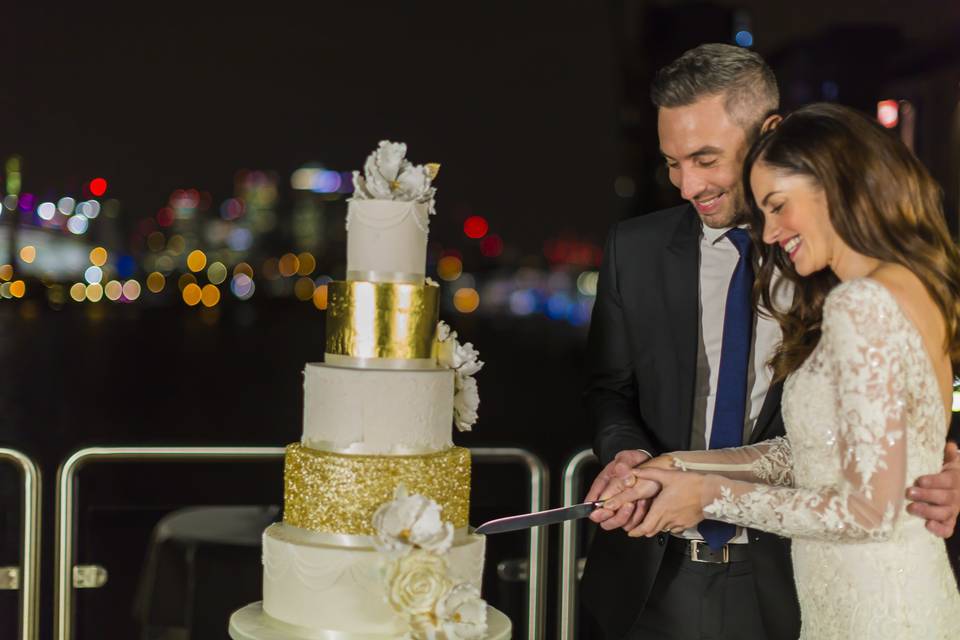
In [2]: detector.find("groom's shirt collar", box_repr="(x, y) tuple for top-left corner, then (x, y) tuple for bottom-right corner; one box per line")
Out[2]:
(701, 222), (749, 246)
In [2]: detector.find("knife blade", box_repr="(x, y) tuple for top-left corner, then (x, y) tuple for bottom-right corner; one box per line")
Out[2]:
(474, 501), (603, 535)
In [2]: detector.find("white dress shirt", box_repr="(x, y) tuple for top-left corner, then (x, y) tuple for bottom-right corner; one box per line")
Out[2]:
(680, 223), (788, 543)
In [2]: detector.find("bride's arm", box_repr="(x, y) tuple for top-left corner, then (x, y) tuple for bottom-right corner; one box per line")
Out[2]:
(664, 437), (794, 486)
(693, 287), (908, 542)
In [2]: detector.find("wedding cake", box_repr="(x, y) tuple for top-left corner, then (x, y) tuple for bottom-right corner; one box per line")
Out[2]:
(229, 142), (512, 640)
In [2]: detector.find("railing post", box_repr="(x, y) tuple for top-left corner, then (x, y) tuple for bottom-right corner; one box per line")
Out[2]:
(0, 448), (41, 640)
(558, 447), (597, 640)
(471, 447), (548, 640)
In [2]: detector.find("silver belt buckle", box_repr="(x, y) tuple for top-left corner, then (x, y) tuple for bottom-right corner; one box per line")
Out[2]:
(690, 539), (729, 563)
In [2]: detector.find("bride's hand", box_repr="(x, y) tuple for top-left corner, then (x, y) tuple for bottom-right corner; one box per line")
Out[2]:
(605, 468), (709, 537)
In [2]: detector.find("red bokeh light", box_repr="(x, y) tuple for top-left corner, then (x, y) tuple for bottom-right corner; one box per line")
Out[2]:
(156, 207), (175, 227)
(464, 216), (489, 239)
(877, 100), (899, 129)
(543, 239), (603, 266)
(89, 178), (108, 197)
(480, 234), (504, 258)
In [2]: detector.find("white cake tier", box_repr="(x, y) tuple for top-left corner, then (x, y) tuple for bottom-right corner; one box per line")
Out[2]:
(346, 199), (429, 283)
(262, 523), (486, 635)
(302, 363), (454, 454)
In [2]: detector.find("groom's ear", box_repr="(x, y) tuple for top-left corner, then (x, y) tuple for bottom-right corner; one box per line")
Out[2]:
(761, 113), (783, 134)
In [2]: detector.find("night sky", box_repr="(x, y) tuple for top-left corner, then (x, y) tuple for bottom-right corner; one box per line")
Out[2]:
(6, 2), (959, 250)
(6, 2), (622, 252)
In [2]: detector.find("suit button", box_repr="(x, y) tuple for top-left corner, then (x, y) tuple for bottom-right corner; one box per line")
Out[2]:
(657, 534), (665, 545)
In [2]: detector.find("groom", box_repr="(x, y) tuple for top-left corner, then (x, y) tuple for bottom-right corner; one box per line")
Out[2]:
(580, 43), (960, 640)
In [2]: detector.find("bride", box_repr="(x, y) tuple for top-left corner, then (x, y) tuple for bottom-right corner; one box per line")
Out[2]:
(601, 103), (960, 638)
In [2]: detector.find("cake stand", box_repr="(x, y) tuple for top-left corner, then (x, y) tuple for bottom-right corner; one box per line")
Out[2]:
(229, 601), (513, 640)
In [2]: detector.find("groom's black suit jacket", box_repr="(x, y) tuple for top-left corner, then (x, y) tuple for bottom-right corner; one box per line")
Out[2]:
(580, 204), (801, 639)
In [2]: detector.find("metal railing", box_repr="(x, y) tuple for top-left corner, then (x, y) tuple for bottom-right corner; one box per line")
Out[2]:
(0, 447), (42, 640)
(54, 445), (549, 640)
(54, 446), (287, 640)
(472, 447), (549, 640)
(558, 447), (597, 640)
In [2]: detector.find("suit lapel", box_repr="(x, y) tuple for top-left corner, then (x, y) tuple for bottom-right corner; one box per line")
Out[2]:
(662, 206), (700, 450)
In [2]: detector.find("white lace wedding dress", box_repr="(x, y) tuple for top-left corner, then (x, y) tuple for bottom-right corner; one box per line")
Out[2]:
(672, 278), (960, 639)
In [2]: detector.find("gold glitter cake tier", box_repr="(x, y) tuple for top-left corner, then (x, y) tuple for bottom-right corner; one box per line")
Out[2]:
(325, 281), (440, 363)
(283, 443), (470, 535)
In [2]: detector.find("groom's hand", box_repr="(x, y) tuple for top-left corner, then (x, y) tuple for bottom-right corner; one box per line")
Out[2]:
(607, 468), (706, 538)
(907, 441), (960, 538)
(586, 450), (656, 531)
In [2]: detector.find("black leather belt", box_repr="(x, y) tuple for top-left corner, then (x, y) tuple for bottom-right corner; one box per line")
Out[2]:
(666, 535), (750, 564)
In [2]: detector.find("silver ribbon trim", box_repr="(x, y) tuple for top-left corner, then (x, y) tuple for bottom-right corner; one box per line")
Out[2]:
(323, 353), (437, 370)
(300, 439), (447, 456)
(269, 522), (472, 550)
(345, 270), (424, 284)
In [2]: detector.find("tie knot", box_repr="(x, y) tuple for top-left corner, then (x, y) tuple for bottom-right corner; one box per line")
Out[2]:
(726, 228), (752, 257)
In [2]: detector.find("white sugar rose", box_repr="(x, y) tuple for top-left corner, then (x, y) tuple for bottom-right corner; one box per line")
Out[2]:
(453, 375), (480, 432)
(373, 485), (454, 555)
(385, 551), (452, 619)
(437, 583), (488, 639)
(405, 615), (441, 640)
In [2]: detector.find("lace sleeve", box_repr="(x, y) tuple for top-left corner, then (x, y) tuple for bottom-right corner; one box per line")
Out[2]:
(699, 282), (908, 542)
(669, 437), (794, 486)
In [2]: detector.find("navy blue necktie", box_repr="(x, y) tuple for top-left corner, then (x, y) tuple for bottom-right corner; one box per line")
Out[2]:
(699, 228), (754, 551)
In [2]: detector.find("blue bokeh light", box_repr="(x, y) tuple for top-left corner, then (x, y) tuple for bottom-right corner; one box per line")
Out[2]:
(116, 255), (136, 278)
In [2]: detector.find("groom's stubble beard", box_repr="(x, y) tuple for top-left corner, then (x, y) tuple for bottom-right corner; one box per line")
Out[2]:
(698, 181), (750, 229)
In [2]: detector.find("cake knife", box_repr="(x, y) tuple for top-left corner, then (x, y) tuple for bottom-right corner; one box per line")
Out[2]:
(474, 501), (603, 535)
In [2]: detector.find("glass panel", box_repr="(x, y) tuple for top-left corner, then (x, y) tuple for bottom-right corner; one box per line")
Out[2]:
(71, 459), (282, 640)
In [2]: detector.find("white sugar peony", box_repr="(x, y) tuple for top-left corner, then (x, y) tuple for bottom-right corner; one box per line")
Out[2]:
(437, 583), (488, 639)
(436, 321), (483, 432)
(374, 140), (407, 184)
(373, 485), (454, 555)
(436, 320), (454, 343)
(352, 140), (437, 208)
(393, 164), (432, 201)
(452, 341), (483, 378)
(436, 322), (484, 376)
(453, 375), (480, 433)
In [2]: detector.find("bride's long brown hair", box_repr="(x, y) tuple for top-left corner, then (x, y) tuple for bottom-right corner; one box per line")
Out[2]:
(743, 102), (960, 382)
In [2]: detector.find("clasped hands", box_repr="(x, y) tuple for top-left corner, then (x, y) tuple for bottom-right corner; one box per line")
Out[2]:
(585, 450), (707, 538)
(585, 443), (960, 539)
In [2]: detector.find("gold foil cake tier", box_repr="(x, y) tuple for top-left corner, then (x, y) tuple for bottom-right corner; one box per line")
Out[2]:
(325, 281), (439, 364)
(283, 443), (470, 535)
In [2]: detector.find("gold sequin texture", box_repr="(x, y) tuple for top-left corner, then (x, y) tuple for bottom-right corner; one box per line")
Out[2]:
(325, 281), (439, 360)
(283, 443), (471, 534)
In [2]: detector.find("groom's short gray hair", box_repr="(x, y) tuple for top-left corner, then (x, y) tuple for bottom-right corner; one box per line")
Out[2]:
(651, 43), (779, 134)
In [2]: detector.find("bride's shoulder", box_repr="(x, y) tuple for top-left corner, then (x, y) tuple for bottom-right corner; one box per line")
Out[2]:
(823, 276), (897, 316)
(824, 265), (938, 338)
(821, 274), (908, 342)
